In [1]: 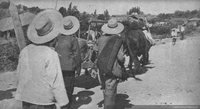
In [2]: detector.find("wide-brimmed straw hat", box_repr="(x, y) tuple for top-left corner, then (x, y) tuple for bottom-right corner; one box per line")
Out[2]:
(60, 16), (80, 35)
(101, 19), (124, 34)
(27, 9), (62, 44)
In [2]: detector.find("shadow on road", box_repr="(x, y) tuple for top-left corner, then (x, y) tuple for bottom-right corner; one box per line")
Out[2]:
(115, 94), (134, 109)
(71, 90), (95, 109)
(0, 88), (16, 101)
(97, 93), (133, 109)
(124, 62), (155, 81)
(75, 74), (100, 89)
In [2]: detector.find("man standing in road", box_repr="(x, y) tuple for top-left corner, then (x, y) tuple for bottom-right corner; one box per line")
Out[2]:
(171, 28), (178, 45)
(96, 19), (126, 109)
(15, 9), (69, 109)
(55, 16), (81, 109)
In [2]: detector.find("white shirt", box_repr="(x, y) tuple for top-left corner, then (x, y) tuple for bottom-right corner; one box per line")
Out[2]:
(143, 30), (155, 45)
(15, 44), (68, 106)
(171, 30), (177, 37)
(181, 26), (185, 32)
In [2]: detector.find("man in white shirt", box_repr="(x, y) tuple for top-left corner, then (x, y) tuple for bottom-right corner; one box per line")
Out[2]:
(15, 9), (68, 109)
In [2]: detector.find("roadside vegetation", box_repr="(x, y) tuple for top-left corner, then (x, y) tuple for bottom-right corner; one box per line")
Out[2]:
(0, 1), (200, 72)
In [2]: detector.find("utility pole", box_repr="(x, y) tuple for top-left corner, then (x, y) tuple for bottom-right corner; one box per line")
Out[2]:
(9, 1), (26, 51)
(55, 0), (58, 9)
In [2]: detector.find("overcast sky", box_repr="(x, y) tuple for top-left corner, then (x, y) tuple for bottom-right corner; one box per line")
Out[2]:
(9, 0), (200, 15)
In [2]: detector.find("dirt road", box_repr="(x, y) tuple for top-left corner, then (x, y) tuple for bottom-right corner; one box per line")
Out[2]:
(0, 35), (200, 109)
(71, 36), (200, 109)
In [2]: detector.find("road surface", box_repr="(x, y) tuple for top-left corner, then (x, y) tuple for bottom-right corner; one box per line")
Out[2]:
(0, 35), (200, 109)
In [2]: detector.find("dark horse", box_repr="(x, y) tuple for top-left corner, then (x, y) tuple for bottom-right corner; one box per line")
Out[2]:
(121, 22), (152, 77)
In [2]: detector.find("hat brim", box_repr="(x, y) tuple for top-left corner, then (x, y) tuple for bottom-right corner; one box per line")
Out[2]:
(27, 9), (62, 44)
(61, 16), (80, 35)
(101, 23), (124, 34)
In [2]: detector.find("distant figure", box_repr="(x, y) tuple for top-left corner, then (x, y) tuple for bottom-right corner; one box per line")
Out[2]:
(86, 30), (102, 42)
(180, 25), (185, 40)
(87, 30), (96, 42)
(171, 28), (178, 45)
(55, 16), (81, 109)
(15, 9), (68, 109)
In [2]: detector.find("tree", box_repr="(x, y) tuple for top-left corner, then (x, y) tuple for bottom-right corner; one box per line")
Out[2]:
(97, 14), (105, 20)
(67, 2), (72, 15)
(0, 1), (10, 9)
(157, 13), (171, 20)
(127, 7), (143, 15)
(66, 2), (80, 18)
(93, 9), (97, 17)
(59, 7), (67, 17)
(79, 11), (91, 32)
(104, 9), (110, 20)
(71, 6), (80, 18)
(174, 10), (185, 18)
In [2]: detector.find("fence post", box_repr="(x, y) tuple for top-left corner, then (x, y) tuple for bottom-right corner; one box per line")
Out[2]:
(9, 1), (26, 51)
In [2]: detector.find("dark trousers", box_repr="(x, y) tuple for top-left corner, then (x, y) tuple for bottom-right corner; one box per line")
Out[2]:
(99, 71), (118, 109)
(172, 37), (176, 45)
(180, 32), (184, 40)
(62, 70), (75, 108)
(103, 77), (118, 109)
(22, 101), (56, 109)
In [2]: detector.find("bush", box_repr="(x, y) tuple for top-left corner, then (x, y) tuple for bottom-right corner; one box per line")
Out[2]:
(121, 20), (144, 30)
(150, 26), (171, 35)
(152, 34), (170, 39)
(0, 43), (19, 71)
(185, 25), (197, 34)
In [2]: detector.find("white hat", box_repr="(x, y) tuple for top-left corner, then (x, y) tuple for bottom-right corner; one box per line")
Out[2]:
(27, 9), (62, 44)
(101, 19), (124, 34)
(60, 16), (80, 35)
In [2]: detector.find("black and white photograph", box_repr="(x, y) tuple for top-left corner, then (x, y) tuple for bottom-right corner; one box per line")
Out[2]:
(0, 0), (200, 109)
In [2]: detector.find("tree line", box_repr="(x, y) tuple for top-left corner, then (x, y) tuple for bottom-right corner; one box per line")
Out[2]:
(1, 1), (200, 33)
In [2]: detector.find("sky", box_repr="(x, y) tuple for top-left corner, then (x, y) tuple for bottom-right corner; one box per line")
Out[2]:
(7, 0), (200, 15)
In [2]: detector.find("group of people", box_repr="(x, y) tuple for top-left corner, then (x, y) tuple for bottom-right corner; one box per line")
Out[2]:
(171, 25), (185, 45)
(15, 8), (128, 109)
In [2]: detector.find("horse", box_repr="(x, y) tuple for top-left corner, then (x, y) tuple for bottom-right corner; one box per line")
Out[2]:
(121, 21), (152, 77)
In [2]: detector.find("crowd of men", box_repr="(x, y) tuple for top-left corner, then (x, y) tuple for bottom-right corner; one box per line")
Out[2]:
(15, 8), (156, 109)
(14, 8), (126, 109)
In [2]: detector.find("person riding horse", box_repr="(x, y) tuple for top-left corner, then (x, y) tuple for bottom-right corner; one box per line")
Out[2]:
(121, 21), (152, 77)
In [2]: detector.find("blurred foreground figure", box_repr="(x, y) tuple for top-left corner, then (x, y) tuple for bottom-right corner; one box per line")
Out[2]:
(15, 9), (69, 109)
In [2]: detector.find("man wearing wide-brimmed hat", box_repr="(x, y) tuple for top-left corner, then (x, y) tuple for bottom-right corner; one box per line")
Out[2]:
(55, 16), (81, 109)
(96, 18), (125, 109)
(15, 9), (68, 109)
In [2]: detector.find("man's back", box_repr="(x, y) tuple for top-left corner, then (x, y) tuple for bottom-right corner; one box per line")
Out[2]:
(96, 35), (110, 54)
(56, 34), (80, 71)
(15, 44), (68, 105)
